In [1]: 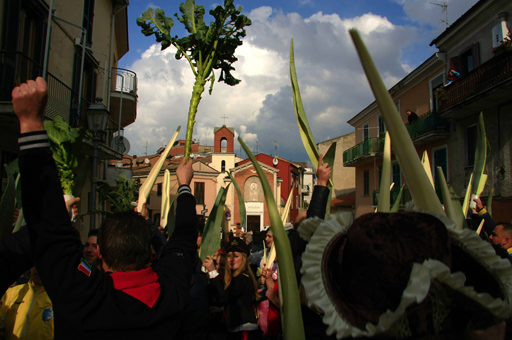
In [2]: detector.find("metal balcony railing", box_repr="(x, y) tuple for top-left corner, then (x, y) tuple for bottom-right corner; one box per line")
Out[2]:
(343, 137), (383, 164)
(112, 68), (137, 96)
(406, 111), (448, 139)
(439, 50), (512, 111)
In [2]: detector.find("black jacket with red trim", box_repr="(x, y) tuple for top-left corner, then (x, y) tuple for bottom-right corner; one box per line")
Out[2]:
(19, 131), (198, 339)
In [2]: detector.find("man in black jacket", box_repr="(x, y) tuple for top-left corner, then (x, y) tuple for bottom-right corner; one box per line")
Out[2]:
(12, 77), (198, 339)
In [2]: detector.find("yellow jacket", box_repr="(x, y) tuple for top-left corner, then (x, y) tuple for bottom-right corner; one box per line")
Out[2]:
(0, 280), (54, 340)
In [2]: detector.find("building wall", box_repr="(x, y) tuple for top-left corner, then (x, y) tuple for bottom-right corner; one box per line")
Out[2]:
(318, 132), (356, 199)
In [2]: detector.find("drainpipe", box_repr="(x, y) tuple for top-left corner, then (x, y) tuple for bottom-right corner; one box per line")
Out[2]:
(107, 1), (129, 120)
(42, 0), (54, 80)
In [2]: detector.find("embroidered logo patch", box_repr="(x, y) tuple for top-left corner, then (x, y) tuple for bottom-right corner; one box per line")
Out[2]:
(42, 308), (54, 323)
(77, 258), (92, 277)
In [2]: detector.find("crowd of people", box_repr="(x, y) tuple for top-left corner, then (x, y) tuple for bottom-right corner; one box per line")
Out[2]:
(1, 77), (511, 340)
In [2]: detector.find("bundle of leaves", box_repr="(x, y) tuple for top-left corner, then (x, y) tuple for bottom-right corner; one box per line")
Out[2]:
(44, 116), (86, 196)
(96, 173), (141, 213)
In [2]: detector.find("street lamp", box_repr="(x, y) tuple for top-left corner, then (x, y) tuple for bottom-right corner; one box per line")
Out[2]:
(86, 97), (109, 230)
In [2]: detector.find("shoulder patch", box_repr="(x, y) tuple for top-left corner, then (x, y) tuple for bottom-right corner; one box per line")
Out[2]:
(77, 258), (92, 277)
(42, 308), (54, 323)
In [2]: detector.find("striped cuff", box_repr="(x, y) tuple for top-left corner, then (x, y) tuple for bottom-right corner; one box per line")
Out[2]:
(477, 207), (488, 216)
(18, 131), (49, 151)
(178, 185), (191, 196)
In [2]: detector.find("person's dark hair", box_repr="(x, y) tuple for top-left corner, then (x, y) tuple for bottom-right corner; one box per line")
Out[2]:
(97, 211), (151, 272)
(88, 229), (99, 237)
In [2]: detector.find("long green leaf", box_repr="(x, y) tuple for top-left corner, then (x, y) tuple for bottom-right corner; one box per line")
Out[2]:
(227, 171), (246, 231)
(462, 173), (473, 219)
(322, 142), (337, 215)
(290, 39), (319, 170)
(349, 29), (444, 215)
(448, 184), (468, 229)
(378, 131), (391, 212)
(390, 185), (404, 212)
(160, 170), (171, 228)
(436, 166), (460, 229)
(199, 184), (230, 261)
(239, 137), (305, 340)
(12, 208), (24, 233)
(472, 112), (487, 196)
(421, 151), (434, 187)
(138, 126), (180, 212)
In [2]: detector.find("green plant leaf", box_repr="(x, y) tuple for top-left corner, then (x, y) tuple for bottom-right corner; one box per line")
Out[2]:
(238, 137), (305, 340)
(472, 112), (487, 197)
(448, 183), (468, 230)
(378, 131), (391, 212)
(289, 39), (319, 170)
(349, 29), (444, 215)
(227, 171), (246, 231)
(436, 166), (461, 229)
(421, 151), (434, 187)
(390, 185), (404, 212)
(322, 142), (337, 215)
(199, 184), (230, 261)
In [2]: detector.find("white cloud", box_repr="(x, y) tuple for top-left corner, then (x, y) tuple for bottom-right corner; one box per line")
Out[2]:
(124, 2), (470, 162)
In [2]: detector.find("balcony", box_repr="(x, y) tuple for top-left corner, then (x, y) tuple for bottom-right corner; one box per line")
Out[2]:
(343, 137), (383, 166)
(438, 50), (512, 115)
(109, 68), (137, 129)
(301, 185), (310, 194)
(406, 111), (449, 142)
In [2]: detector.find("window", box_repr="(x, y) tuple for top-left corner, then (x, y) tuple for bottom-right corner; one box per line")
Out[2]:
(460, 44), (480, 74)
(392, 162), (401, 188)
(378, 115), (385, 134)
(363, 170), (370, 196)
(430, 74), (444, 112)
(83, 0), (95, 46)
(157, 183), (162, 196)
(466, 125), (477, 166)
(221, 160), (226, 173)
(363, 123), (369, 141)
(194, 182), (205, 205)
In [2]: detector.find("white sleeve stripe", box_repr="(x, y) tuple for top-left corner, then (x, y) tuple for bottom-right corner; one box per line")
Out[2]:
(19, 141), (50, 150)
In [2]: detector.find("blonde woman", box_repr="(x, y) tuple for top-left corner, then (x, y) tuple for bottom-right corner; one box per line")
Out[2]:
(204, 238), (261, 340)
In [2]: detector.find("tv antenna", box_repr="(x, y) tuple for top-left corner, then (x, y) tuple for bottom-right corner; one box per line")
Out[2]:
(430, 2), (449, 28)
(273, 141), (278, 156)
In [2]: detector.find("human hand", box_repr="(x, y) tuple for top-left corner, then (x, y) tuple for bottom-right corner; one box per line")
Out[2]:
(65, 197), (80, 221)
(177, 158), (194, 186)
(134, 202), (149, 220)
(203, 256), (215, 272)
(316, 154), (331, 187)
(473, 196), (484, 211)
(11, 77), (48, 133)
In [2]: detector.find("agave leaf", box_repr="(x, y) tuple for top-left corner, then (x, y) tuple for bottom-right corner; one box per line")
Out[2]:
(462, 173), (473, 219)
(199, 184), (230, 261)
(390, 185), (404, 212)
(349, 29), (444, 215)
(378, 131), (391, 212)
(487, 188), (494, 217)
(138, 126), (180, 212)
(266, 182), (296, 267)
(322, 142), (337, 215)
(160, 170), (171, 229)
(239, 137), (305, 340)
(476, 219), (485, 235)
(227, 171), (246, 232)
(448, 184), (468, 229)
(290, 39), (319, 170)
(421, 151), (434, 187)
(436, 166), (461, 229)
(472, 112), (487, 197)
(12, 208), (24, 233)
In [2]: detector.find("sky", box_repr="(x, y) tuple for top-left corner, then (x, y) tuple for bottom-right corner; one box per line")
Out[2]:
(119, 0), (479, 164)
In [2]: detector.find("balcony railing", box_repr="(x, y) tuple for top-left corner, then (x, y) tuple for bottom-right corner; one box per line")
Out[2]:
(112, 68), (137, 95)
(0, 51), (89, 127)
(439, 50), (512, 111)
(406, 111), (448, 139)
(343, 137), (383, 164)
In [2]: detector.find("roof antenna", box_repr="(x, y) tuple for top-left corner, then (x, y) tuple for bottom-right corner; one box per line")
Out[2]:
(430, 2), (449, 28)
